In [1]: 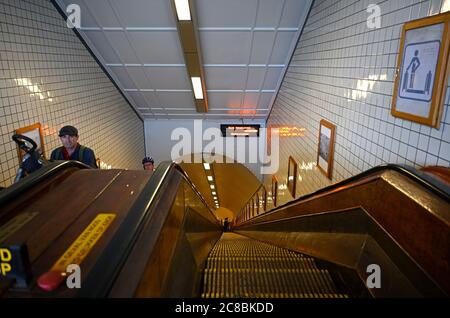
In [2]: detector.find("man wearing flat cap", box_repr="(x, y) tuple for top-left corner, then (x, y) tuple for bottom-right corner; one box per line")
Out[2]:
(50, 125), (98, 168)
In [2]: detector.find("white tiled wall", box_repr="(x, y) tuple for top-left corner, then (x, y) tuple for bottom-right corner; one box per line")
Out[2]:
(265, 0), (450, 206)
(0, 0), (144, 187)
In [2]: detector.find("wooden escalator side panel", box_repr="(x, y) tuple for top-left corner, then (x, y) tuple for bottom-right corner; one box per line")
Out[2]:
(1, 169), (152, 297)
(420, 166), (450, 185)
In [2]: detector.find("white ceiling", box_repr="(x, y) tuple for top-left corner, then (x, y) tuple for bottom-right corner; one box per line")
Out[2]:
(56, 0), (312, 121)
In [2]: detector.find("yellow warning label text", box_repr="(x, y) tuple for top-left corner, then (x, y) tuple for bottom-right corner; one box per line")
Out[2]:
(51, 214), (116, 272)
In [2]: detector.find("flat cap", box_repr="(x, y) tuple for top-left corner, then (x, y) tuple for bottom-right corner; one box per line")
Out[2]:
(58, 125), (78, 137)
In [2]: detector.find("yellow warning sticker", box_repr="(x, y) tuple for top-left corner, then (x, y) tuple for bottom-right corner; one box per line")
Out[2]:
(51, 213), (116, 272)
(0, 212), (39, 244)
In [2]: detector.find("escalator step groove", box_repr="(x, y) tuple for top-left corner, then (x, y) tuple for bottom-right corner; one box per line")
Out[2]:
(201, 233), (348, 298)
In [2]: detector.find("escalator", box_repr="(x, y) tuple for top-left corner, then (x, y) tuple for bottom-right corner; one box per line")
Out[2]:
(0, 161), (449, 298)
(202, 233), (359, 298)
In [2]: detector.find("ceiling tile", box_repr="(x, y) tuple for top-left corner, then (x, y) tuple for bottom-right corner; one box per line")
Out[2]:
(124, 67), (151, 89)
(269, 32), (296, 64)
(103, 31), (138, 64)
(280, 0), (309, 28)
(243, 92), (260, 109)
(246, 67), (266, 90)
(127, 91), (151, 108)
(262, 68), (283, 90)
(157, 91), (196, 108)
(140, 91), (159, 107)
(83, 0), (121, 27)
(200, 31), (252, 64)
(127, 31), (185, 64)
(255, 0), (284, 27)
(142, 67), (191, 90)
(208, 92), (244, 109)
(109, 67), (136, 88)
(109, 0), (176, 27)
(84, 31), (120, 64)
(250, 31), (276, 64)
(196, 0), (258, 28)
(205, 67), (247, 90)
(257, 92), (274, 109)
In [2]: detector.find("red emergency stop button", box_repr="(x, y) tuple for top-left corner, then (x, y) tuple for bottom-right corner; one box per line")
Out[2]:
(37, 271), (65, 291)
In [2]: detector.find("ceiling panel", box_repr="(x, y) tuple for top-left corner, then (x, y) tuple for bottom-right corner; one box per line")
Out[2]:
(257, 92), (274, 109)
(250, 31), (277, 64)
(269, 31), (297, 64)
(109, 67), (136, 88)
(139, 91), (159, 107)
(255, 0), (285, 27)
(200, 31), (252, 65)
(127, 91), (152, 108)
(246, 67), (266, 90)
(243, 92), (260, 109)
(262, 67), (284, 90)
(123, 67), (151, 89)
(196, 0), (258, 28)
(84, 31), (120, 64)
(103, 31), (138, 64)
(280, 0), (309, 28)
(127, 31), (185, 64)
(109, 0), (176, 27)
(83, 0), (121, 27)
(157, 91), (196, 108)
(205, 67), (247, 90)
(208, 92), (243, 109)
(55, 0), (313, 120)
(142, 67), (191, 90)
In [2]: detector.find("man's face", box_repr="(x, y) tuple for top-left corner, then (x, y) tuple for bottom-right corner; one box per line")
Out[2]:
(60, 135), (78, 150)
(143, 163), (154, 171)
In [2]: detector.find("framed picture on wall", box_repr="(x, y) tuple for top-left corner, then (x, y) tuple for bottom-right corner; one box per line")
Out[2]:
(15, 123), (46, 163)
(260, 186), (267, 212)
(271, 175), (278, 207)
(287, 156), (298, 198)
(317, 120), (336, 180)
(391, 12), (450, 128)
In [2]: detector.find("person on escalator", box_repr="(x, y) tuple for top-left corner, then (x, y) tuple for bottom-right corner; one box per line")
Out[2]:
(142, 156), (155, 171)
(50, 125), (98, 168)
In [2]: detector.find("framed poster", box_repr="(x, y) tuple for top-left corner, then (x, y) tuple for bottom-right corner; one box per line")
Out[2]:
(317, 120), (336, 180)
(15, 123), (46, 163)
(260, 186), (267, 212)
(391, 12), (450, 128)
(287, 156), (298, 198)
(271, 176), (278, 207)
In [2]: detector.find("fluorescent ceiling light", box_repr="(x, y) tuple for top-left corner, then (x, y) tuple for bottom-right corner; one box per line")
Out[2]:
(203, 163), (210, 170)
(213, 197), (217, 200)
(207, 176), (213, 181)
(212, 192), (216, 195)
(210, 185), (215, 189)
(191, 77), (204, 99)
(174, 0), (191, 21)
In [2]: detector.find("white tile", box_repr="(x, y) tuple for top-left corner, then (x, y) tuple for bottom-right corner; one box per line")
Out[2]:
(439, 141), (450, 161)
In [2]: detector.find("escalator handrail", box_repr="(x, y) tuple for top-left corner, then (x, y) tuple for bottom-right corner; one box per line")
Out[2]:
(0, 160), (90, 208)
(77, 161), (219, 297)
(241, 164), (450, 220)
(173, 164), (220, 220)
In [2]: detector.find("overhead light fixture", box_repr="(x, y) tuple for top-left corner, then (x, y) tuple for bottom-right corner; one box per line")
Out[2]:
(171, 0), (208, 112)
(174, 0), (191, 20)
(191, 77), (204, 100)
(207, 176), (213, 182)
(210, 185), (215, 189)
(203, 163), (210, 170)
(212, 191), (216, 195)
